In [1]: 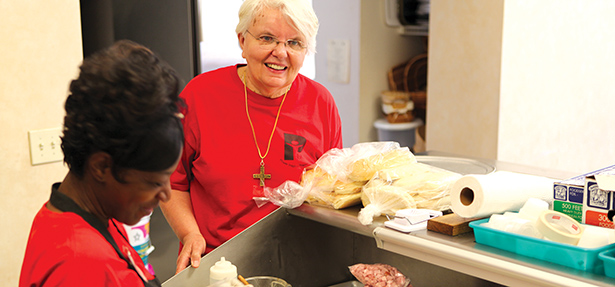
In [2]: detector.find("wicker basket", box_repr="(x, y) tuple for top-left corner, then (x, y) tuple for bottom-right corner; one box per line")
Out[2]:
(386, 54), (427, 118)
(387, 53), (427, 94)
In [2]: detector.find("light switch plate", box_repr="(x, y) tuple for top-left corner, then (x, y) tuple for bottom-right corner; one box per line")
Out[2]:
(327, 39), (350, 84)
(28, 127), (63, 165)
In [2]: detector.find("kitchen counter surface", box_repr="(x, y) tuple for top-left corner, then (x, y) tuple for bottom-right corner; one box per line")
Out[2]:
(287, 152), (615, 287)
(288, 203), (615, 286)
(160, 151), (615, 286)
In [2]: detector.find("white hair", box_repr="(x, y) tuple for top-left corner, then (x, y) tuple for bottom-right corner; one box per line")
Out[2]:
(236, 0), (319, 54)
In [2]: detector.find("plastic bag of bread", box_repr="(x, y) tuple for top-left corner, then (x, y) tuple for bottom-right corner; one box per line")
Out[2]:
(358, 163), (462, 225)
(346, 142), (417, 182)
(252, 147), (353, 209)
(307, 141), (412, 181)
(301, 142), (416, 209)
(301, 165), (364, 209)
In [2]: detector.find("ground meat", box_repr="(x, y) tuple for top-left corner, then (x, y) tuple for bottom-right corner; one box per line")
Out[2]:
(349, 263), (412, 287)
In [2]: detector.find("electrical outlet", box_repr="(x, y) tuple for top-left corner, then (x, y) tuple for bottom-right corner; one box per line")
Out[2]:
(28, 127), (63, 165)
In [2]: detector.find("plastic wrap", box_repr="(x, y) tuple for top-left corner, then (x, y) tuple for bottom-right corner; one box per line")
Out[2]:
(349, 263), (412, 287)
(358, 163), (462, 225)
(302, 142), (415, 209)
(301, 165), (364, 209)
(252, 145), (357, 209)
(253, 180), (309, 209)
(346, 143), (417, 182)
(256, 141), (457, 215)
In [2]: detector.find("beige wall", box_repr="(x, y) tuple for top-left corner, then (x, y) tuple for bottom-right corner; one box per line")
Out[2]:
(427, 0), (615, 174)
(0, 1), (82, 285)
(426, 0), (504, 160)
(359, 0), (426, 143)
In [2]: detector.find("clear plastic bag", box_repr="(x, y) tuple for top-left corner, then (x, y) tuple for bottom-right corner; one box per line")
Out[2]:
(346, 143), (416, 182)
(300, 164), (364, 209)
(302, 142), (416, 209)
(349, 263), (412, 287)
(358, 163), (461, 225)
(255, 142), (422, 211)
(253, 180), (309, 209)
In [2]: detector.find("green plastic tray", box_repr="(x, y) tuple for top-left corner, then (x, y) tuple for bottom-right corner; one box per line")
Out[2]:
(470, 218), (615, 274)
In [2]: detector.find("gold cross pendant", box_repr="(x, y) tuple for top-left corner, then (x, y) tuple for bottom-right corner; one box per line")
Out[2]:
(253, 164), (271, 187)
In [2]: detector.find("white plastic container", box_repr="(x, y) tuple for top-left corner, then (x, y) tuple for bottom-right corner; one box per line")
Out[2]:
(209, 257), (237, 286)
(373, 118), (423, 149)
(123, 212), (155, 275)
(518, 198), (549, 223)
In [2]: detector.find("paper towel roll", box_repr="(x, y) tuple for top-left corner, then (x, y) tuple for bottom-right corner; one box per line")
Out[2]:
(451, 171), (555, 218)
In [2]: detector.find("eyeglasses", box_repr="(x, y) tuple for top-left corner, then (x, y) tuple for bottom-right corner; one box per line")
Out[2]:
(245, 30), (306, 52)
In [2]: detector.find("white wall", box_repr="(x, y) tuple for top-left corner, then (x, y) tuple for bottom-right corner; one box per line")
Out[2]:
(498, 0), (615, 174)
(313, 0), (362, 146)
(427, 0), (615, 175)
(314, 0), (426, 147)
(195, 0), (425, 148)
(0, 1), (81, 285)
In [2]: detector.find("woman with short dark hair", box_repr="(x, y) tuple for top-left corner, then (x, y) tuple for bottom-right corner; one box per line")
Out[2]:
(20, 40), (184, 287)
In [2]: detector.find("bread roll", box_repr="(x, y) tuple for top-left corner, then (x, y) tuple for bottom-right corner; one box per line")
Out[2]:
(301, 165), (364, 209)
(361, 180), (417, 213)
(358, 163), (462, 224)
(347, 148), (416, 182)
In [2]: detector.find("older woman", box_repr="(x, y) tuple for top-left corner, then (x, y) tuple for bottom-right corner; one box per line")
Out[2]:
(19, 40), (184, 287)
(160, 0), (343, 273)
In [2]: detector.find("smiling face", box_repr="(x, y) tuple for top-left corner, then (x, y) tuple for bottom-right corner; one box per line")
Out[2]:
(101, 162), (178, 225)
(239, 7), (307, 98)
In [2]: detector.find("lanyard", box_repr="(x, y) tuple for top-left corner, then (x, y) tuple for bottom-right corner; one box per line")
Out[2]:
(49, 183), (161, 287)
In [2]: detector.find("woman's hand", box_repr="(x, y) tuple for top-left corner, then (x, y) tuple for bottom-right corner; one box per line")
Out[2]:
(159, 189), (207, 274)
(176, 233), (206, 274)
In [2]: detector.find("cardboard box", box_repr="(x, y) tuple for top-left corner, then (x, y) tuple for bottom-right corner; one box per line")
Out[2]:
(584, 169), (615, 228)
(553, 165), (615, 228)
(553, 174), (589, 223)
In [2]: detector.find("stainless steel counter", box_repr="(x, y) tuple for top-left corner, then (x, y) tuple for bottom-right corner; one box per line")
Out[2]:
(287, 203), (615, 286)
(286, 152), (615, 287)
(163, 204), (503, 287)
(162, 152), (615, 286)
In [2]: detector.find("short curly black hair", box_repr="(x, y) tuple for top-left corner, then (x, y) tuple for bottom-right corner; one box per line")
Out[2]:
(62, 40), (184, 179)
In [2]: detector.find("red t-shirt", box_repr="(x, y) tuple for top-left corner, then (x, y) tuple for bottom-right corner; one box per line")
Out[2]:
(172, 64), (343, 252)
(20, 204), (155, 287)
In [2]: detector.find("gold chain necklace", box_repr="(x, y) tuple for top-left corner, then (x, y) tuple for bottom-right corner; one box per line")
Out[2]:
(243, 73), (289, 187)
